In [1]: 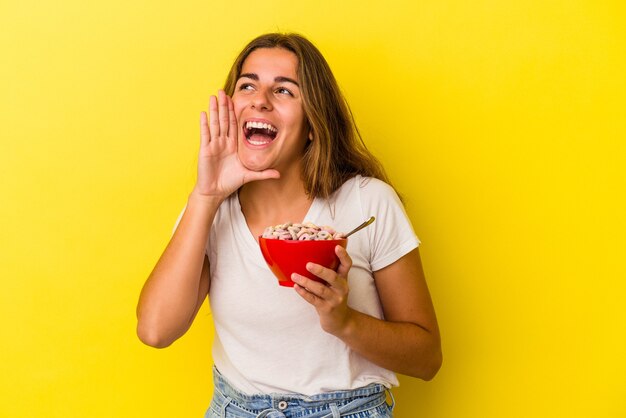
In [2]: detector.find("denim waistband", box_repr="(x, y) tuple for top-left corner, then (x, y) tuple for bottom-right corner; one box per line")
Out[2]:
(209, 366), (394, 418)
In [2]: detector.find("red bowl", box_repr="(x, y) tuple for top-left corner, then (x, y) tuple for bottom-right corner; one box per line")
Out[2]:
(259, 237), (348, 287)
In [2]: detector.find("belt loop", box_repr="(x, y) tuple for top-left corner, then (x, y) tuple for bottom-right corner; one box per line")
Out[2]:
(221, 396), (232, 416)
(386, 388), (396, 410)
(330, 403), (340, 418)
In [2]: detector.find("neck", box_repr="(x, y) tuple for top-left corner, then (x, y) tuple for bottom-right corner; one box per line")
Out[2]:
(240, 176), (307, 213)
(238, 168), (314, 238)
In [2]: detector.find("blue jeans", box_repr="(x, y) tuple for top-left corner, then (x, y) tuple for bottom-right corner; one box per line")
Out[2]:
(205, 367), (395, 418)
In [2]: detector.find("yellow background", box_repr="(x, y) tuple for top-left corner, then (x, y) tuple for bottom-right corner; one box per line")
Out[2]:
(1, 1), (624, 417)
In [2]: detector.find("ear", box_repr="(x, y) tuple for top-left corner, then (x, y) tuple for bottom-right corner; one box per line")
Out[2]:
(308, 130), (314, 141)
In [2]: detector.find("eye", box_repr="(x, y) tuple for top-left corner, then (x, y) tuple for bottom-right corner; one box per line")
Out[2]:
(238, 83), (255, 91)
(276, 87), (294, 96)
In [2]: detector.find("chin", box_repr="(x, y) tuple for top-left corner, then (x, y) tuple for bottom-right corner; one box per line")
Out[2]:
(239, 154), (271, 173)
(242, 162), (266, 172)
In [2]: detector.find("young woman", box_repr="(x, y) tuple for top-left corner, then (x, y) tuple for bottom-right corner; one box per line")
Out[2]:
(137, 33), (442, 417)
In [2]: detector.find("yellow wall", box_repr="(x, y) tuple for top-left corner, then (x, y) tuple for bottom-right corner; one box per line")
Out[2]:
(1, 1), (624, 417)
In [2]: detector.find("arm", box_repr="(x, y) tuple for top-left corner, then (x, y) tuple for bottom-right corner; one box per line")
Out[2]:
(136, 91), (279, 348)
(135, 195), (216, 348)
(292, 246), (442, 380)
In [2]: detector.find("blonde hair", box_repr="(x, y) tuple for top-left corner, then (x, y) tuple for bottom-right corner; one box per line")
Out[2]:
(224, 33), (393, 199)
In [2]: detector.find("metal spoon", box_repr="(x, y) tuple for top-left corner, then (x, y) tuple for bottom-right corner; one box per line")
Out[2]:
(344, 216), (375, 238)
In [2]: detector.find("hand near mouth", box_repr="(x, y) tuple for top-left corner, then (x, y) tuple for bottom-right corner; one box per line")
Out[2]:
(193, 90), (280, 201)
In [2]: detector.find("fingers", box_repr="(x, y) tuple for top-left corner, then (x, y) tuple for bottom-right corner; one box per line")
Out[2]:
(293, 271), (334, 296)
(303, 246), (352, 288)
(200, 111), (209, 146)
(305, 263), (339, 287)
(218, 90), (230, 137)
(207, 90), (236, 143)
(292, 244), (352, 308)
(292, 252), (352, 335)
(228, 95), (238, 138)
(208, 94), (219, 140)
(292, 258), (349, 298)
(335, 245), (352, 277)
(294, 283), (319, 305)
(293, 279), (335, 309)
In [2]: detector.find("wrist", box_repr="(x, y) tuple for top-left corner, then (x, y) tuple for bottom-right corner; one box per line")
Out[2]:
(188, 188), (227, 208)
(332, 308), (359, 340)
(185, 191), (225, 224)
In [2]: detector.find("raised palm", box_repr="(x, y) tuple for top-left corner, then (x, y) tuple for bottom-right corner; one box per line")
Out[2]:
(194, 90), (279, 199)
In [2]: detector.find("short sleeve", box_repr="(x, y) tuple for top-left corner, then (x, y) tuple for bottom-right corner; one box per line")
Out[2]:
(172, 206), (186, 235)
(356, 177), (420, 271)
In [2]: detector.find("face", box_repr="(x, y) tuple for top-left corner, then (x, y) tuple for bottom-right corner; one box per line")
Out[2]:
(232, 47), (309, 174)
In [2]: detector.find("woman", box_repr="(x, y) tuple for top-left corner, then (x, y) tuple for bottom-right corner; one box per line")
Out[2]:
(137, 33), (442, 417)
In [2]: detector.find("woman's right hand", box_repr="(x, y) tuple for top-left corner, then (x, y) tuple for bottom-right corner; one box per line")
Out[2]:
(193, 90), (280, 200)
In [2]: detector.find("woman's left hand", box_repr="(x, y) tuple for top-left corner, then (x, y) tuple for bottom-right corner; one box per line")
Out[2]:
(292, 245), (354, 336)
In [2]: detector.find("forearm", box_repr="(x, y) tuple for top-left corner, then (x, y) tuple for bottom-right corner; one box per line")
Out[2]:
(293, 247), (442, 379)
(136, 192), (220, 347)
(335, 309), (442, 380)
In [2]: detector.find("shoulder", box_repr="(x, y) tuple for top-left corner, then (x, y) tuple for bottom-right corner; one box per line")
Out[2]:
(357, 176), (399, 198)
(333, 176), (398, 199)
(328, 176), (406, 229)
(333, 176), (402, 209)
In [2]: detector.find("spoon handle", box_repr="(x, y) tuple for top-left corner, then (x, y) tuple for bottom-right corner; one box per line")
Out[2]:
(344, 216), (375, 238)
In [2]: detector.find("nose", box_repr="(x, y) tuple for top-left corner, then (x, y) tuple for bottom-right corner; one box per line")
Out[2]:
(250, 89), (273, 111)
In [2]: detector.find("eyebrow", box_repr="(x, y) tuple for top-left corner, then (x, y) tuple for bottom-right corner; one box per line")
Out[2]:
(238, 73), (299, 87)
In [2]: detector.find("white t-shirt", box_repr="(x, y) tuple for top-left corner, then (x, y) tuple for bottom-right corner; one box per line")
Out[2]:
(202, 175), (420, 396)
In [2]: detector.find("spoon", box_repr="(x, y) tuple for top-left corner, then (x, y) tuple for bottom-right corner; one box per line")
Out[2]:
(344, 216), (375, 238)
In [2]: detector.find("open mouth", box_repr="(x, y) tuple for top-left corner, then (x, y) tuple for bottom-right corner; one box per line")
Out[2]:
(243, 121), (278, 145)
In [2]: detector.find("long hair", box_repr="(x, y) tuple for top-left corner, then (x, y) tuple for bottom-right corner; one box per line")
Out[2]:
(224, 33), (393, 199)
